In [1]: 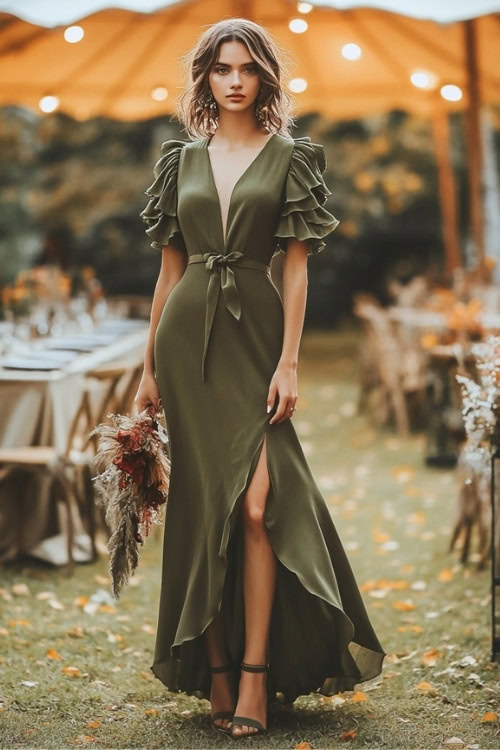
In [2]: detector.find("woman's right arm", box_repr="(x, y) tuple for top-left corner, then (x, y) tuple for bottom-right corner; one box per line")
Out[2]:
(134, 246), (187, 412)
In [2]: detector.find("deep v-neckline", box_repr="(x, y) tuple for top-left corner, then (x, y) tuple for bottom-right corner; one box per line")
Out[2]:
(205, 133), (276, 250)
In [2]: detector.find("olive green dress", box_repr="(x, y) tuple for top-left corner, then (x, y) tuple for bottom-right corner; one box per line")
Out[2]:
(140, 133), (386, 704)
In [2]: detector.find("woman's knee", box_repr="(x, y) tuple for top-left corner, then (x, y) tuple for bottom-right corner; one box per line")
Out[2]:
(242, 497), (267, 529)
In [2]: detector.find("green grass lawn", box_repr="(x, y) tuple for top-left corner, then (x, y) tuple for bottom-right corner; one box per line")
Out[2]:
(1, 323), (499, 749)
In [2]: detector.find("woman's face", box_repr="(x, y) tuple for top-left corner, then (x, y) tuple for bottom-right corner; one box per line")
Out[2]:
(208, 40), (261, 117)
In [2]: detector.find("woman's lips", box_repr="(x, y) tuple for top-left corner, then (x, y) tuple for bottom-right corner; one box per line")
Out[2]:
(227, 95), (245, 100)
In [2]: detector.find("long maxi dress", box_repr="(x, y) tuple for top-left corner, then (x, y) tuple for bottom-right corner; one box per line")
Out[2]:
(140, 132), (387, 705)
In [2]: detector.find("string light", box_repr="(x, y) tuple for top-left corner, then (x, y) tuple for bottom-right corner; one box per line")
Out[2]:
(411, 70), (437, 89)
(152, 87), (168, 102)
(39, 95), (60, 113)
(289, 18), (308, 33)
(441, 84), (463, 101)
(342, 43), (362, 60)
(289, 78), (308, 93)
(64, 26), (84, 43)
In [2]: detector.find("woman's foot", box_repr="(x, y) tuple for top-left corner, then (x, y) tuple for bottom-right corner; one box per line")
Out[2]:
(210, 666), (236, 731)
(231, 666), (268, 736)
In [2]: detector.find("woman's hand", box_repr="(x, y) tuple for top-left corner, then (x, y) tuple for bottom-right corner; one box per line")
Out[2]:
(267, 363), (298, 424)
(134, 371), (161, 413)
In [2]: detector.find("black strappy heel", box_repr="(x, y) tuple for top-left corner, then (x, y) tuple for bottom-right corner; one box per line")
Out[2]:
(209, 663), (237, 735)
(231, 662), (269, 739)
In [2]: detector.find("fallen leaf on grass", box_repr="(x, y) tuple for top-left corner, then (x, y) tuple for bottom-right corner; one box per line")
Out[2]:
(12, 583), (30, 596)
(372, 531), (390, 544)
(8, 619), (30, 627)
(73, 735), (97, 744)
(48, 599), (64, 611)
(421, 648), (443, 666)
(87, 721), (101, 729)
(74, 596), (89, 608)
(397, 625), (422, 633)
(408, 511), (425, 524)
(481, 712), (498, 722)
(62, 666), (81, 677)
(350, 691), (367, 702)
(106, 632), (124, 643)
(145, 709), (160, 716)
(47, 649), (62, 660)
(415, 681), (438, 695)
(68, 626), (85, 638)
(36, 591), (56, 600)
(391, 466), (415, 483)
(340, 728), (357, 740)
(393, 600), (415, 611)
(94, 575), (110, 585)
(443, 739), (465, 747)
(438, 568), (454, 582)
(295, 743), (311, 749)
(142, 624), (155, 635)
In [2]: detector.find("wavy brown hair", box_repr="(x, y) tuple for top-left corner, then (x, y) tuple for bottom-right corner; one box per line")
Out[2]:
(176, 18), (295, 139)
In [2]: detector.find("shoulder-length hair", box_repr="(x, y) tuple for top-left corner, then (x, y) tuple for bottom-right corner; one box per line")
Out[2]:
(176, 18), (295, 139)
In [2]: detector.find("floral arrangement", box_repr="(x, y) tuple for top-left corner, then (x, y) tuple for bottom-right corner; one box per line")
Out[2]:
(456, 335), (500, 459)
(89, 407), (171, 600)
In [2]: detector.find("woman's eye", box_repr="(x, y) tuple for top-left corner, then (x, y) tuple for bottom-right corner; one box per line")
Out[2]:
(214, 66), (257, 74)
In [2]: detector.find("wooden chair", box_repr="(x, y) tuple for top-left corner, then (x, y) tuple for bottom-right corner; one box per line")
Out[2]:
(84, 361), (144, 538)
(353, 294), (428, 436)
(0, 389), (97, 576)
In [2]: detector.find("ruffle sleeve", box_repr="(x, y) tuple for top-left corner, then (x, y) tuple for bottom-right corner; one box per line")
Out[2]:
(274, 136), (340, 256)
(140, 139), (187, 252)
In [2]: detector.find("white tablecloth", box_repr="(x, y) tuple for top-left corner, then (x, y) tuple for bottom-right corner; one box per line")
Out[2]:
(0, 323), (149, 565)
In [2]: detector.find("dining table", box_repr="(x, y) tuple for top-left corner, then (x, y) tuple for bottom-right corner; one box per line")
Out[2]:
(0, 318), (149, 566)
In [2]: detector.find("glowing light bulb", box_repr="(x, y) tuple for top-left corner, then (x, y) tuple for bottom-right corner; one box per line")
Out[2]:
(441, 84), (462, 101)
(289, 78), (308, 93)
(64, 26), (84, 43)
(152, 87), (168, 102)
(289, 18), (308, 33)
(39, 95), (60, 113)
(411, 71), (432, 89)
(297, 2), (313, 12)
(341, 43), (362, 60)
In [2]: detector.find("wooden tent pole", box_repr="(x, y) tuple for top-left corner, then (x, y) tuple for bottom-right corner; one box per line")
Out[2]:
(431, 93), (461, 281)
(464, 18), (485, 279)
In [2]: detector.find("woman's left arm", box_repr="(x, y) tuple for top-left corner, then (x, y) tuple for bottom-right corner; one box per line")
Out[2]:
(267, 239), (309, 425)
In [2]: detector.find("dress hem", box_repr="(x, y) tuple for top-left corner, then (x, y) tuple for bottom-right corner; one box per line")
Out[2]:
(150, 423), (386, 704)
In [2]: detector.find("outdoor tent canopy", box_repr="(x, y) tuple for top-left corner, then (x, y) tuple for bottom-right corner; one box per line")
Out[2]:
(0, 0), (499, 121)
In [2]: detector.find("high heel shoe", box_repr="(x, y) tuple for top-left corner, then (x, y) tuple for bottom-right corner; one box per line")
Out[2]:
(231, 662), (269, 739)
(209, 663), (236, 735)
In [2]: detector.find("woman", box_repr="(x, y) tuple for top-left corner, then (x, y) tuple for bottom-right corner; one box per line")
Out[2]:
(136, 17), (386, 740)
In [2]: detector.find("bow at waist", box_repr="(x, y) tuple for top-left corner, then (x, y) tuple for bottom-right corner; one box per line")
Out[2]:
(186, 251), (271, 381)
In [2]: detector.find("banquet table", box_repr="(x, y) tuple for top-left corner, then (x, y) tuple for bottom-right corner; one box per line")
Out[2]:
(0, 319), (149, 566)
(388, 306), (500, 331)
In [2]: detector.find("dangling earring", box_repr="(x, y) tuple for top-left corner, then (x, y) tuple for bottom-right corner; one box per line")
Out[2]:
(255, 93), (270, 130)
(196, 90), (218, 130)
(206, 91), (218, 130)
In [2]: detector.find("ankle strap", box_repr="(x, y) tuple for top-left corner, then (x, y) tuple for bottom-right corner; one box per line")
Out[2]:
(209, 663), (232, 673)
(240, 661), (269, 672)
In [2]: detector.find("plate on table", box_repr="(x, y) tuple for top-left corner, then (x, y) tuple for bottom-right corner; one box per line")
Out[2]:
(44, 339), (99, 352)
(0, 357), (63, 371)
(22, 350), (79, 364)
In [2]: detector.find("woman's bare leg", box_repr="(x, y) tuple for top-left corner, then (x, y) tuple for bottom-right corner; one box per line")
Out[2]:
(232, 435), (277, 736)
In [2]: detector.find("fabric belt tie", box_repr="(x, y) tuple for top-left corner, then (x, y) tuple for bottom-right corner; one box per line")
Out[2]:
(187, 251), (271, 381)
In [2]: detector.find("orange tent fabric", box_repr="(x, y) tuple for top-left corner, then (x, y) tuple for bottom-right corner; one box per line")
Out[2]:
(0, 1), (499, 121)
